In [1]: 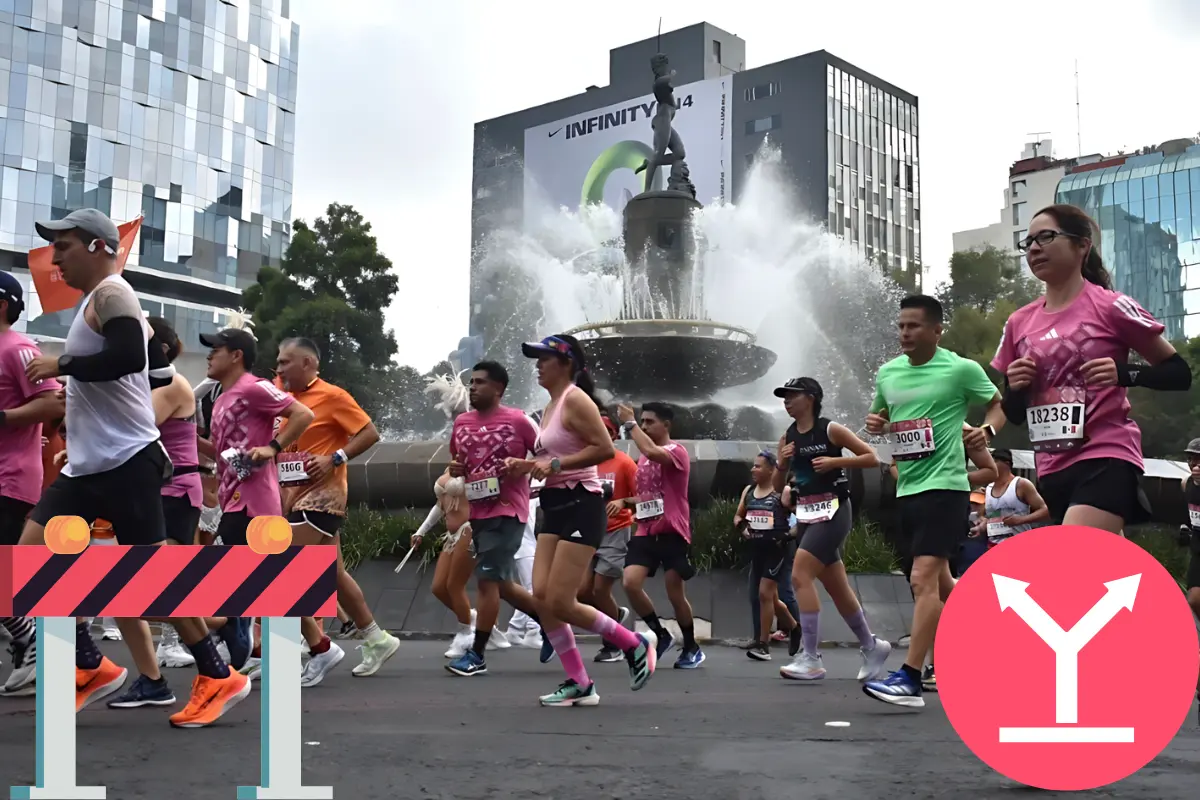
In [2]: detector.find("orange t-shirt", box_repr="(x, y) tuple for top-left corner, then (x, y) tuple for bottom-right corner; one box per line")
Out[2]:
(276, 377), (372, 517)
(41, 422), (65, 492)
(598, 450), (638, 533)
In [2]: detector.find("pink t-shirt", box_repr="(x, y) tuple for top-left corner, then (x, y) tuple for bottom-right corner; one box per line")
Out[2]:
(991, 280), (1165, 477)
(451, 405), (539, 523)
(0, 330), (61, 505)
(634, 441), (692, 541)
(211, 372), (295, 516)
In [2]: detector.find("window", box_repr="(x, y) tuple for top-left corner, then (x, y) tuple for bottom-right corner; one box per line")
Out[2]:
(744, 81), (781, 102)
(712, 39), (722, 64)
(1012, 179), (1026, 199)
(1012, 201), (1026, 226)
(744, 115), (781, 135)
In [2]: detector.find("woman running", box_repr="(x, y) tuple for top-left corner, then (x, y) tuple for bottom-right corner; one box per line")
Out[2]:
(507, 334), (656, 706)
(411, 469), (477, 659)
(771, 377), (892, 682)
(734, 450), (800, 661)
(994, 204), (1191, 532)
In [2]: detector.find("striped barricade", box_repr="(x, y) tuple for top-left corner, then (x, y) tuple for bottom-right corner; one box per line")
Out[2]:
(1, 515), (337, 800)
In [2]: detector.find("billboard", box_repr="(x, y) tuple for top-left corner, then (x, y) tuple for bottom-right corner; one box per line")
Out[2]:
(522, 76), (731, 219)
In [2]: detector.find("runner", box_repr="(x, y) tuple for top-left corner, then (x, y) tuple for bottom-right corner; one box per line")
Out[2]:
(861, 294), (1006, 708)
(769, 377), (892, 681)
(1182, 438), (1200, 718)
(444, 360), (545, 679)
(619, 400), (703, 669)
(734, 450), (799, 661)
(0, 271), (63, 697)
(506, 337), (655, 706)
(194, 375), (225, 545)
(581, 413), (635, 663)
(500, 475), (543, 650)
(20, 208), (251, 727)
(995, 204), (1190, 532)
(273, 337), (400, 684)
(412, 469), (477, 658)
(970, 448), (1049, 548)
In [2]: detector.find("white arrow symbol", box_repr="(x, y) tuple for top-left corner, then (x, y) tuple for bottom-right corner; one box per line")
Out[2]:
(993, 572), (1140, 726)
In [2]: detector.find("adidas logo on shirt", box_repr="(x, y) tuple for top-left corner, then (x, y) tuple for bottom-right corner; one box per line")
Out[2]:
(1038, 328), (1060, 341)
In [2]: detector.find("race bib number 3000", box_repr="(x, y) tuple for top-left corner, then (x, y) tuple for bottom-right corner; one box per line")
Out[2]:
(466, 477), (500, 502)
(890, 418), (935, 461)
(1027, 403), (1085, 452)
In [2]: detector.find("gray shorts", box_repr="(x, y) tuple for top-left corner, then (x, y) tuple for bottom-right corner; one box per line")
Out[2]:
(470, 515), (524, 583)
(592, 525), (632, 578)
(797, 497), (853, 566)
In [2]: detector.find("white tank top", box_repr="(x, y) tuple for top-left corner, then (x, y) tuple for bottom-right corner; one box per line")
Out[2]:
(62, 275), (161, 477)
(984, 476), (1033, 542)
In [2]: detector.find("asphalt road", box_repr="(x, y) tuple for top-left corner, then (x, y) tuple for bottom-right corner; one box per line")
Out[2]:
(1, 639), (1197, 799)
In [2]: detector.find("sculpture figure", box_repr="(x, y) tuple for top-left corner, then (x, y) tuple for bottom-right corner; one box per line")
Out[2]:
(635, 53), (689, 194)
(424, 369), (470, 438)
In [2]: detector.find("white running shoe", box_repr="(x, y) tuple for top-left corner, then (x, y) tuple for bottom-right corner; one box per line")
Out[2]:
(101, 619), (122, 641)
(503, 627), (528, 646)
(156, 624), (195, 668)
(351, 632), (401, 677)
(1, 636), (36, 696)
(856, 636), (892, 682)
(487, 631), (511, 651)
(300, 642), (345, 688)
(518, 629), (542, 650)
(780, 652), (826, 681)
(444, 625), (473, 659)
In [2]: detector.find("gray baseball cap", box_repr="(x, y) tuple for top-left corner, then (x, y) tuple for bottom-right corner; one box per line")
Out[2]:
(1185, 438), (1200, 456)
(35, 208), (120, 253)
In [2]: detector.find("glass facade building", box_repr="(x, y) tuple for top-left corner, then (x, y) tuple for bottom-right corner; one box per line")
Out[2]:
(827, 62), (919, 279)
(1056, 144), (1200, 341)
(0, 0), (299, 345)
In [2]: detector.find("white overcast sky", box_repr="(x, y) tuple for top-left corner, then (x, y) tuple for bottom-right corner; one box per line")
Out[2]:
(287, 0), (1199, 372)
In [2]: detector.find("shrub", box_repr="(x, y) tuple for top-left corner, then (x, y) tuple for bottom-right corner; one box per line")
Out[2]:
(1128, 523), (1190, 590)
(340, 506), (428, 572)
(842, 517), (901, 574)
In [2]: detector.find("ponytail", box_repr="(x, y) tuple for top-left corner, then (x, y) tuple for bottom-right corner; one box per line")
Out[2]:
(1081, 248), (1112, 291)
(554, 333), (600, 404)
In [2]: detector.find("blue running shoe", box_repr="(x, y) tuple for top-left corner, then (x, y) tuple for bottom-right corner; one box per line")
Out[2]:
(107, 674), (176, 708)
(446, 649), (487, 677)
(654, 630), (675, 661)
(863, 669), (925, 708)
(539, 628), (556, 664)
(674, 647), (705, 669)
(218, 617), (252, 672)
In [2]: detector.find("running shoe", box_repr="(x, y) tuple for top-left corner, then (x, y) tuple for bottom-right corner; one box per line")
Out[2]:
(863, 669), (925, 708)
(487, 631), (512, 651)
(517, 629), (542, 650)
(333, 621), (360, 640)
(618, 607), (631, 625)
(921, 664), (937, 692)
(351, 631), (400, 677)
(1, 636), (36, 696)
(654, 629), (675, 661)
(856, 636), (892, 683)
(217, 617), (252, 672)
(446, 649), (487, 677)
(239, 656), (262, 682)
(168, 672), (252, 728)
(780, 652), (826, 681)
(539, 629), (556, 664)
(101, 619), (122, 641)
(594, 645), (623, 663)
(445, 625), (473, 659)
(107, 675), (176, 709)
(76, 657), (128, 712)
(624, 630), (657, 691)
(747, 642), (771, 661)
(539, 680), (600, 707)
(300, 642), (345, 687)
(675, 647), (705, 669)
(788, 626), (802, 658)
(156, 624), (195, 669)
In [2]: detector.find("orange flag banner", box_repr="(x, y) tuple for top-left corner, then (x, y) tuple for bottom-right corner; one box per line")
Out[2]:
(27, 216), (143, 315)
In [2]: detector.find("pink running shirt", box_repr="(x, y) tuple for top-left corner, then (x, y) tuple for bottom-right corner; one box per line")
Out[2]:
(992, 280), (1165, 476)
(211, 372), (296, 516)
(633, 441), (692, 541)
(451, 405), (539, 523)
(0, 330), (61, 505)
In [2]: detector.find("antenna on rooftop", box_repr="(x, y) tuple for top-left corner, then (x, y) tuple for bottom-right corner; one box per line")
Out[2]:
(657, 17), (662, 51)
(1074, 59), (1082, 157)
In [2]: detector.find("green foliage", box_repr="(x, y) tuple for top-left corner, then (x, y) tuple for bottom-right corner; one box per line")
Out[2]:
(340, 506), (428, 572)
(1127, 336), (1200, 459)
(937, 246), (1042, 318)
(1127, 523), (1191, 590)
(842, 518), (901, 574)
(689, 498), (748, 573)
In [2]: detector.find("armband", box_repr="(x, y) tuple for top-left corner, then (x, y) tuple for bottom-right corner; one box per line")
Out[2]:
(1116, 353), (1192, 391)
(1000, 379), (1029, 426)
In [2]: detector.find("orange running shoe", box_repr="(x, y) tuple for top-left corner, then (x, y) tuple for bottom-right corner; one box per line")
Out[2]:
(168, 671), (252, 728)
(76, 657), (128, 712)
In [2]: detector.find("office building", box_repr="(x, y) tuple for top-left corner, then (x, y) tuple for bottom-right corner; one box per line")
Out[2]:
(1056, 139), (1200, 340)
(470, 22), (920, 338)
(0, 0), (299, 345)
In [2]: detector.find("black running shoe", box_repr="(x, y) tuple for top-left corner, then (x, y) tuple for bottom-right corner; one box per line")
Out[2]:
(594, 646), (622, 663)
(788, 626), (802, 657)
(747, 642), (771, 661)
(921, 664), (937, 692)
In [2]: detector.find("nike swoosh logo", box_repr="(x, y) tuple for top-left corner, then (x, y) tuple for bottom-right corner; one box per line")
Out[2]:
(549, 127), (563, 137)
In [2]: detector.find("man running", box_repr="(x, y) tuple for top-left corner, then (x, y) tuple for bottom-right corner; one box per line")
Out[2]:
(0, 271), (64, 697)
(970, 448), (1049, 547)
(20, 209), (251, 727)
(618, 401), (705, 669)
(861, 294), (1005, 708)
(273, 337), (400, 685)
(445, 361), (543, 677)
(1182, 438), (1200, 718)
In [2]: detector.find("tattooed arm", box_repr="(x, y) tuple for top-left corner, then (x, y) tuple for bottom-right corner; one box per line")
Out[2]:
(58, 281), (148, 382)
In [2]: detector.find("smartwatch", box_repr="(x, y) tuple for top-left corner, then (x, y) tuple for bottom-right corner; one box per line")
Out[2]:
(549, 457), (562, 474)
(57, 354), (74, 375)
(332, 449), (348, 467)
(622, 420), (636, 433)
(268, 438), (283, 454)
(981, 424), (996, 442)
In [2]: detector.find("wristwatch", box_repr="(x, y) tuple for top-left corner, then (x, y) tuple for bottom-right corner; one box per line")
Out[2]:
(57, 354), (74, 375)
(332, 449), (348, 467)
(622, 421), (636, 433)
(549, 457), (563, 474)
(268, 438), (283, 454)
(981, 424), (996, 442)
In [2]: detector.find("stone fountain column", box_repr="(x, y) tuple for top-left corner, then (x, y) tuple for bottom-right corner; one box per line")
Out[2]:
(622, 190), (703, 320)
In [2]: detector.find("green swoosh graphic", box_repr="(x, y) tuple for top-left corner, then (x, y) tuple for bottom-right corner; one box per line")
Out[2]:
(581, 140), (660, 206)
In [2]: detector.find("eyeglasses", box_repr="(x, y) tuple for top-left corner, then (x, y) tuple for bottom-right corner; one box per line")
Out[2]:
(1017, 230), (1082, 252)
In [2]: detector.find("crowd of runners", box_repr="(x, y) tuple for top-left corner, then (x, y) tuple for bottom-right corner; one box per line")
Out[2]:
(0, 202), (1197, 721)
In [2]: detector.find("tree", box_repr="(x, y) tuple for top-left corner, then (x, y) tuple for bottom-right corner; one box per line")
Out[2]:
(1127, 336), (1200, 458)
(936, 246), (1041, 318)
(242, 203), (400, 424)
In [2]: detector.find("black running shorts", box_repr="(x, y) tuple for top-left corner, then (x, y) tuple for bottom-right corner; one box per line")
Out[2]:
(30, 441), (169, 545)
(216, 510), (252, 546)
(285, 509), (345, 538)
(162, 495), (201, 545)
(625, 532), (696, 580)
(0, 496), (33, 546)
(897, 489), (970, 561)
(539, 485), (607, 549)
(1037, 457), (1151, 526)
(750, 536), (797, 581)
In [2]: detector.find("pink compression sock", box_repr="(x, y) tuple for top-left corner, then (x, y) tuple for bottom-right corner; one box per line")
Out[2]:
(584, 609), (640, 651)
(546, 626), (590, 688)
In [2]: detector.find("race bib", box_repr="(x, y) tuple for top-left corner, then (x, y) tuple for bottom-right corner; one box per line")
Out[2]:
(276, 453), (310, 486)
(890, 418), (935, 461)
(987, 519), (1015, 541)
(635, 496), (664, 521)
(1188, 504), (1200, 529)
(746, 511), (774, 531)
(794, 493), (839, 524)
(1027, 402), (1085, 451)
(466, 476), (500, 502)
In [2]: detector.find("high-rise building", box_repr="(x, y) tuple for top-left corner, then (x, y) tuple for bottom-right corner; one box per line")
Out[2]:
(1056, 139), (1200, 341)
(470, 22), (919, 341)
(0, 0), (299, 346)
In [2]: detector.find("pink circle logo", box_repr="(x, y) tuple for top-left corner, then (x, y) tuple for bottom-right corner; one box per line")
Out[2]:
(937, 525), (1198, 791)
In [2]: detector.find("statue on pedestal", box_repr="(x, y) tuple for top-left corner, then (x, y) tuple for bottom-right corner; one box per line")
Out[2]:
(634, 53), (689, 195)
